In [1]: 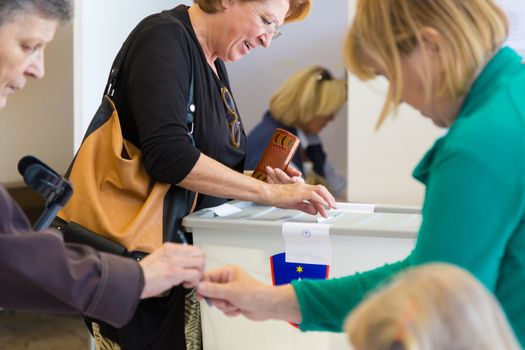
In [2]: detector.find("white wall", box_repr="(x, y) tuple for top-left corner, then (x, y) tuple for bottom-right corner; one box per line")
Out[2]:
(346, 76), (444, 206)
(346, 1), (444, 206)
(0, 24), (73, 184)
(498, 0), (525, 55)
(227, 0), (349, 182)
(74, 0), (192, 150)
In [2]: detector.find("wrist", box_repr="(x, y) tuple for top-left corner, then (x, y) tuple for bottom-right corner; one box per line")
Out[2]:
(260, 182), (275, 206)
(266, 284), (301, 323)
(247, 178), (273, 206)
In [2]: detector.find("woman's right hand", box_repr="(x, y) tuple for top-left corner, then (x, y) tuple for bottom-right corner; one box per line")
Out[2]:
(139, 243), (205, 299)
(268, 182), (336, 218)
(197, 265), (301, 323)
(265, 167), (336, 217)
(266, 167), (336, 218)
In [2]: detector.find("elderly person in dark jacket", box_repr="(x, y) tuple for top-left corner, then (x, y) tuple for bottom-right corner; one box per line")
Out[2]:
(0, 0), (205, 328)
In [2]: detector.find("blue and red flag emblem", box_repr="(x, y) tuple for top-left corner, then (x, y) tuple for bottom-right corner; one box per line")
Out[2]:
(270, 252), (330, 328)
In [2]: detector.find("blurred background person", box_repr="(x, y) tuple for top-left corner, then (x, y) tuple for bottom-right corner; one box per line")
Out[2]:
(346, 263), (520, 350)
(246, 66), (347, 198)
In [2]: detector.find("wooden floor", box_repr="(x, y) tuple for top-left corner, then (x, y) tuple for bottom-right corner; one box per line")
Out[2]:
(0, 311), (90, 350)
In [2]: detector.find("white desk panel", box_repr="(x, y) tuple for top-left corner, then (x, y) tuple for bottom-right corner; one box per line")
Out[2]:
(184, 202), (419, 350)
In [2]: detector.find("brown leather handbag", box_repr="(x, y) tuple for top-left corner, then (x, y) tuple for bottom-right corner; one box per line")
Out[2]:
(58, 96), (174, 252)
(56, 14), (197, 256)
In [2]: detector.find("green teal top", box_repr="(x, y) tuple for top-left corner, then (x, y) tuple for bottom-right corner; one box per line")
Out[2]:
(292, 47), (525, 347)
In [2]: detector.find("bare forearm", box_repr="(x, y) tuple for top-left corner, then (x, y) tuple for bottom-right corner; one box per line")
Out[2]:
(264, 284), (302, 324)
(179, 154), (336, 218)
(178, 153), (272, 204)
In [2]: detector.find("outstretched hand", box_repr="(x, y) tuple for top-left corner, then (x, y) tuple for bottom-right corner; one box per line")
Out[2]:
(196, 265), (301, 323)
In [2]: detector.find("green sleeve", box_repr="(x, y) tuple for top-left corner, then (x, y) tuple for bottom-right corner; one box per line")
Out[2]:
(293, 138), (518, 332)
(293, 259), (409, 332)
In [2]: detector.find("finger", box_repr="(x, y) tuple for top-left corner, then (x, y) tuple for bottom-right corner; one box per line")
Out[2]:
(265, 167), (278, 184)
(291, 176), (305, 184)
(212, 298), (237, 312)
(197, 281), (231, 300)
(217, 303), (241, 314)
(224, 310), (242, 317)
(163, 243), (206, 258)
(293, 201), (319, 216)
(285, 165), (302, 177)
(315, 185), (337, 208)
(306, 189), (329, 208)
(273, 168), (293, 183)
(307, 191), (330, 218)
(315, 202), (328, 218)
(178, 269), (203, 288)
(204, 266), (236, 284)
(173, 256), (206, 274)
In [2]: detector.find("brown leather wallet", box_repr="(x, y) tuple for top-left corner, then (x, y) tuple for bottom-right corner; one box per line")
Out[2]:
(251, 128), (300, 182)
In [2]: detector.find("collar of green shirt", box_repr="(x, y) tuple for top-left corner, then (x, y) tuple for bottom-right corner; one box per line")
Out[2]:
(460, 46), (523, 117)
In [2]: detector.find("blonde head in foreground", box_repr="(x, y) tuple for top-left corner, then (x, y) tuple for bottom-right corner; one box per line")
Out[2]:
(345, 263), (520, 350)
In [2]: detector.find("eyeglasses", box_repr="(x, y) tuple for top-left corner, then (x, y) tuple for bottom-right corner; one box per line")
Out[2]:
(263, 18), (281, 39)
(220, 86), (241, 148)
(259, 11), (282, 39)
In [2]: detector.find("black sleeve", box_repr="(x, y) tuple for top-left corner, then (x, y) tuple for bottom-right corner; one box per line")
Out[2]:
(122, 19), (201, 184)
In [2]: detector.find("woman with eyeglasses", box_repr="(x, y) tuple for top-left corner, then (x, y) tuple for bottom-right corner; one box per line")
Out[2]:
(108, 0), (333, 224)
(73, 1), (337, 349)
(197, 0), (525, 347)
(246, 66), (347, 198)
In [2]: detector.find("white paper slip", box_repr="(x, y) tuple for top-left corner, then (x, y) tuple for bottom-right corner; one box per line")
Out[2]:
(208, 203), (242, 217)
(316, 211), (343, 223)
(282, 222), (332, 265)
(333, 202), (376, 214)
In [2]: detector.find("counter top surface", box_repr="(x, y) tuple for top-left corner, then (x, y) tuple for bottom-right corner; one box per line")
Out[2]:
(183, 201), (420, 239)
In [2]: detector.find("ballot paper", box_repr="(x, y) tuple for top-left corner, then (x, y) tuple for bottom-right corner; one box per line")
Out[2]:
(333, 202), (376, 214)
(207, 203), (242, 217)
(282, 222), (332, 265)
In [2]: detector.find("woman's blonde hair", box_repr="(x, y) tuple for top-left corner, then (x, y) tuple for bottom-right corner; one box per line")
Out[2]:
(345, 263), (520, 350)
(195, 0), (310, 22)
(269, 66), (347, 128)
(344, 0), (508, 128)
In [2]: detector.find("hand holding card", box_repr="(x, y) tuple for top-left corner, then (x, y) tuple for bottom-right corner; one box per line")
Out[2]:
(251, 128), (300, 182)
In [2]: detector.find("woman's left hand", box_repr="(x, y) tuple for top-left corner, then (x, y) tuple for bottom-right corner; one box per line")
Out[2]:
(265, 166), (304, 184)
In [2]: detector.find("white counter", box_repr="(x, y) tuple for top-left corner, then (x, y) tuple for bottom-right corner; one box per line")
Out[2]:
(183, 202), (420, 350)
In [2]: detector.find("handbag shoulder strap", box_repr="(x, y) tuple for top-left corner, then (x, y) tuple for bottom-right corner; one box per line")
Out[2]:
(104, 14), (196, 145)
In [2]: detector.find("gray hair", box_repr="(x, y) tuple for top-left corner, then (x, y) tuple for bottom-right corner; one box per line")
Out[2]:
(0, 0), (73, 26)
